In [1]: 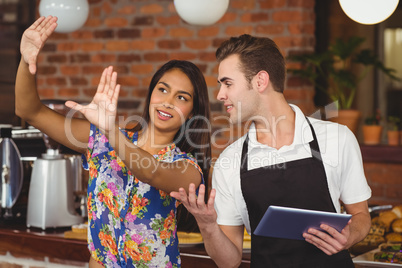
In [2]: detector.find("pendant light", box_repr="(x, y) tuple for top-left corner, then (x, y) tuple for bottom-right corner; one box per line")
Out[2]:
(174, 0), (229, 26)
(39, 0), (89, 33)
(339, 0), (399, 25)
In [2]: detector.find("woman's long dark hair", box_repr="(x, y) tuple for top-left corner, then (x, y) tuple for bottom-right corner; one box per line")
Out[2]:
(130, 60), (211, 232)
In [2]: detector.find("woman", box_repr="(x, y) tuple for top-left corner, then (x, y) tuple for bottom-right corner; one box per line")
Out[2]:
(16, 16), (211, 268)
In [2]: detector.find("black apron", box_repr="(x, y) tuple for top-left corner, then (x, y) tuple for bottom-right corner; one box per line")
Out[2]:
(240, 118), (354, 268)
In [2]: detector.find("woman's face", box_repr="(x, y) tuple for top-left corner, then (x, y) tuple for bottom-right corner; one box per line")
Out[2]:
(149, 69), (195, 135)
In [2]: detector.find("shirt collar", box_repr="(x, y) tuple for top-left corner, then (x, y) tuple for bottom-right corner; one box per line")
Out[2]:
(247, 104), (314, 149)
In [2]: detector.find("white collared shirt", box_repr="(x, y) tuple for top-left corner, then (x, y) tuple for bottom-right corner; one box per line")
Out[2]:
(212, 104), (372, 233)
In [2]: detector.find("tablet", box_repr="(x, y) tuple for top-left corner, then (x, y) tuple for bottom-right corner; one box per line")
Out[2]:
(254, 205), (352, 240)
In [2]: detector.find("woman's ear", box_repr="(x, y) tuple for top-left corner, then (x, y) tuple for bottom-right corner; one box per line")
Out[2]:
(255, 71), (269, 93)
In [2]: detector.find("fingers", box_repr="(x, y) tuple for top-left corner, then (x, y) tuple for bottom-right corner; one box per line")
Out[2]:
(207, 188), (216, 210)
(29, 16), (46, 30)
(303, 225), (347, 255)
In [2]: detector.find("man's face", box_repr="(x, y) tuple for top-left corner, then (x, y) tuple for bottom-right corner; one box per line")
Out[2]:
(217, 54), (258, 124)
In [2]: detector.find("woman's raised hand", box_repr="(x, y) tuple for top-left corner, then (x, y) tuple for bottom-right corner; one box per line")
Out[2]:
(65, 66), (121, 133)
(20, 16), (58, 75)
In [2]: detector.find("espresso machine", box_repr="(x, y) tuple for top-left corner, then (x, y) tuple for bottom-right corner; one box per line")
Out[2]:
(0, 125), (23, 219)
(26, 101), (84, 229)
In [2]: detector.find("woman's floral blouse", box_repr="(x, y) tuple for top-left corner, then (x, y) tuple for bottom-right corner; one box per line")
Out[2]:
(82, 124), (203, 268)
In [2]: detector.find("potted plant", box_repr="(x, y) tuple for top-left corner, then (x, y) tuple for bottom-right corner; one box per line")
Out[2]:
(387, 116), (400, 146)
(362, 109), (382, 145)
(288, 36), (400, 135)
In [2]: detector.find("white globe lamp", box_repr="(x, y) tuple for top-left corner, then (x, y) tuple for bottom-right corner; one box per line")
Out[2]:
(339, 0), (399, 25)
(174, 0), (229, 26)
(39, 0), (89, 33)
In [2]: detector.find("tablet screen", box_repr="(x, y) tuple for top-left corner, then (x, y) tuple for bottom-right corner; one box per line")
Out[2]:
(254, 205), (352, 240)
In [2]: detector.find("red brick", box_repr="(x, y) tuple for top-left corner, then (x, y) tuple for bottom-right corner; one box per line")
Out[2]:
(131, 88), (148, 98)
(205, 75), (218, 88)
(141, 4), (164, 14)
(85, 18), (102, 27)
(169, 27), (194, 38)
(71, 31), (93, 39)
(117, 29), (141, 39)
(117, 5), (136, 15)
(142, 27), (166, 38)
(141, 77), (152, 87)
(199, 52), (216, 62)
(81, 42), (104, 52)
(144, 52), (169, 62)
(218, 12), (237, 23)
(46, 77), (67, 86)
(70, 77), (88, 86)
(231, 0), (256, 10)
(58, 88), (79, 97)
(117, 88), (128, 97)
(117, 54), (141, 63)
(260, 0), (287, 9)
(241, 12), (269, 23)
(185, 40), (211, 50)
(38, 88), (55, 99)
(255, 24), (285, 35)
(94, 30), (114, 39)
(273, 11), (303, 22)
(158, 40), (181, 49)
(131, 64), (154, 74)
(131, 40), (155, 50)
(288, 23), (315, 35)
(198, 26), (220, 37)
(70, 54), (91, 63)
(83, 66), (105, 75)
(84, 88), (97, 97)
(37, 65), (57, 75)
(157, 16), (180, 25)
(106, 41), (131, 51)
(224, 26), (253, 36)
(92, 54), (116, 63)
(288, 0), (315, 8)
(132, 16), (154, 26)
(47, 55), (67, 63)
(273, 36), (309, 49)
(105, 17), (129, 27)
(118, 76), (139, 87)
(102, 1), (113, 14)
(57, 43), (80, 51)
(169, 52), (197, 61)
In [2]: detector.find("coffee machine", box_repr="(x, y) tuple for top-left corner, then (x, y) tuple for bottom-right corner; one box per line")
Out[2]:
(0, 125), (23, 219)
(26, 100), (84, 229)
(26, 134), (84, 229)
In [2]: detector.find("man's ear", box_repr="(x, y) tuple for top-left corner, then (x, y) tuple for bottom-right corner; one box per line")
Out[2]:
(255, 71), (269, 93)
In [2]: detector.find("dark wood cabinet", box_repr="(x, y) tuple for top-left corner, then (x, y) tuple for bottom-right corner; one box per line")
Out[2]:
(0, 0), (35, 125)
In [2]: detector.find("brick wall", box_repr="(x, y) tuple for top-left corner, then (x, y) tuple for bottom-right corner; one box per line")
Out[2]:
(33, 0), (401, 206)
(364, 163), (402, 206)
(34, 0), (317, 160)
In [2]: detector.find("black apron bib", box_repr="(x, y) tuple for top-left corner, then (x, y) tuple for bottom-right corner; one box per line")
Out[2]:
(240, 118), (354, 268)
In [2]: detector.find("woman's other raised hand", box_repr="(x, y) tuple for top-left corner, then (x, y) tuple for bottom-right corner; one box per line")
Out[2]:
(65, 66), (121, 133)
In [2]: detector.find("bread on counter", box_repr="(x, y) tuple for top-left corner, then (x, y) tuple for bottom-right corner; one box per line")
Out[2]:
(392, 218), (402, 233)
(392, 205), (402, 218)
(377, 211), (398, 232)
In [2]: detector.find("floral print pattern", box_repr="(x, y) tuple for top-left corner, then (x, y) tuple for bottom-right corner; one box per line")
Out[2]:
(82, 124), (203, 267)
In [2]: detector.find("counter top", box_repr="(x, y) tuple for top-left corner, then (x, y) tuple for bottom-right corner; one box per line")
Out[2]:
(0, 217), (251, 267)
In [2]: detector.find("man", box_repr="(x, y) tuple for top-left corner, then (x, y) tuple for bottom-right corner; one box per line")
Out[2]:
(171, 34), (371, 267)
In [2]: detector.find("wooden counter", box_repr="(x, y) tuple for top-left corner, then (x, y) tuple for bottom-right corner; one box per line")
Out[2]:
(0, 217), (250, 267)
